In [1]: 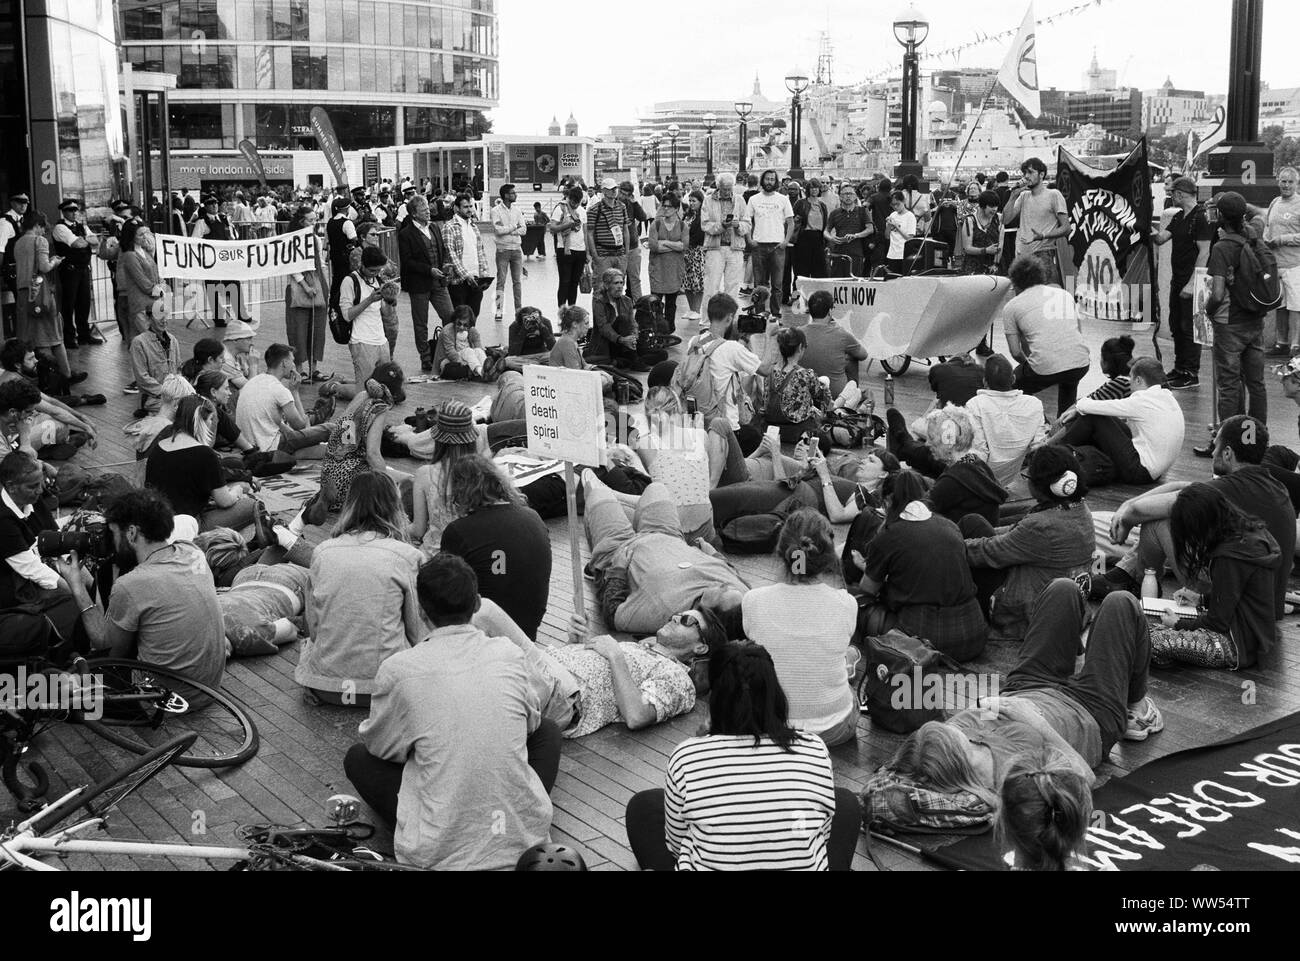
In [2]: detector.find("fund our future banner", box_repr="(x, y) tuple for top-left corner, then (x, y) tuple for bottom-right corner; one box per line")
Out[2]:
(155, 227), (319, 281)
(1058, 142), (1155, 324)
(795, 275), (1013, 360)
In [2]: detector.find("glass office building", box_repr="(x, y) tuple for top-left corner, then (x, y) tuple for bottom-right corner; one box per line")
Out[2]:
(119, 0), (498, 152)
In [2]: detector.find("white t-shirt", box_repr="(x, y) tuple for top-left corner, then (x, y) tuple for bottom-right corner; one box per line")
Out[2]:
(886, 210), (917, 259)
(550, 203), (586, 252)
(235, 373), (296, 452)
(345, 272), (388, 346)
(455, 217), (480, 275)
(690, 336), (763, 430)
(747, 191), (794, 243)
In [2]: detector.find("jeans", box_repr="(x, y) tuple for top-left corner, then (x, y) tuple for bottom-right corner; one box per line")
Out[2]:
(1014, 362), (1089, 418)
(704, 248), (745, 300)
(277, 423), (331, 456)
(343, 718), (562, 830)
(1167, 290), (1201, 375)
(408, 286), (455, 368)
(625, 245), (644, 302)
(556, 250), (587, 307)
(1004, 579), (1151, 759)
(589, 252), (626, 288)
(1060, 414), (1153, 485)
(448, 280), (483, 321)
(751, 243), (786, 315)
(1213, 319), (1266, 424)
(495, 247), (523, 317)
(349, 340), (391, 392)
(624, 786), (862, 871)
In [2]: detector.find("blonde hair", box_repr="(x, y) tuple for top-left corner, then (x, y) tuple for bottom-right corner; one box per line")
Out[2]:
(885, 721), (1000, 812)
(157, 373), (197, 422)
(924, 404), (975, 464)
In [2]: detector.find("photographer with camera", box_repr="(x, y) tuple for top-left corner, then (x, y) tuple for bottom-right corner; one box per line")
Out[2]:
(51, 487), (225, 690)
(503, 306), (556, 373)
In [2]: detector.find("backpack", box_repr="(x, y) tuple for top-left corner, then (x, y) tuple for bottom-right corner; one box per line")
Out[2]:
(328, 271), (362, 345)
(671, 337), (729, 422)
(856, 630), (964, 734)
(717, 492), (805, 554)
(1218, 232), (1285, 313)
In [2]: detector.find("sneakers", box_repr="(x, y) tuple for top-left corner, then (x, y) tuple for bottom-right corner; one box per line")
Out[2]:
(122, 381), (140, 395)
(1088, 567), (1139, 602)
(1265, 344), (1291, 358)
(1166, 371), (1199, 390)
(1124, 698), (1165, 741)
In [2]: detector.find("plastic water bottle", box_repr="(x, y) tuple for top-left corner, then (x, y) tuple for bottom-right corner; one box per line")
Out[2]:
(883, 373), (895, 407)
(1141, 568), (1160, 600)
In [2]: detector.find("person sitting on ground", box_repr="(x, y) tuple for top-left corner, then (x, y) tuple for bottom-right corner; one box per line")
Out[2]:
(582, 467), (748, 637)
(181, 336), (225, 384)
(1147, 483), (1279, 671)
(194, 369), (254, 455)
(798, 290), (868, 399)
(126, 373), (195, 458)
(921, 405), (1009, 526)
(54, 486), (226, 690)
(297, 471), (424, 707)
(1057, 357), (1185, 486)
(235, 343), (332, 456)
(320, 361), (406, 507)
(965, 353), (1047, 495)
(927, 352), (986, 410)
(864, 580), (1164, 840)
(219, 320), (257, 405)
(624, 641), (860, 872)
(410, 401), (481, 555)
(1002, 255), (1090, 417)
(1044, 335), (1134, 446)
(742, 509), (859, 747)
(145, 395), (257, 531)
(344, 552), (559, 870)
(584, 268), (665, 371)
(432, 304), (488, 380)
(963, 445), (1096, 642)
(1260, 444), (1300, 515)
(441, 455), (551, 641)
(0, 339), (100, 448)
(764, 327), (833, 444)
(128, 304), (182, 417)
(504, 305), (556, 372)
(856, 469), (988, 662)
(1097, 415), (1294, 618)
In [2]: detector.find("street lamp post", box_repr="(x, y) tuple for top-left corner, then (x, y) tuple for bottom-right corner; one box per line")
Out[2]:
(650, 133), (662, 182)
(734, 99), (753, 178)
(784, 68), (810, 180)
(667, 123), (680, 180)
(892, 5), (930, 183)
(702, 112), (716, 187)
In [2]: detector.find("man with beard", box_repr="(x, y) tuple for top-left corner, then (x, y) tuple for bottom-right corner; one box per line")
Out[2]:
(53, 486), (225, 690)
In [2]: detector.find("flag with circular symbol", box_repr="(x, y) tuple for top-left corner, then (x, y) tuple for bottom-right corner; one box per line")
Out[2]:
(997, 5), (1041, 118)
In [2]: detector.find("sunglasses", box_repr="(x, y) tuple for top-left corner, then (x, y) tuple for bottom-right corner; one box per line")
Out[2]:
(670, 611), (705, 630)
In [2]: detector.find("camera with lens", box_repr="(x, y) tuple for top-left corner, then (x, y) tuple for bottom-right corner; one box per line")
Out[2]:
(735, 286), (774, 336)
(36, 514), (113, 563)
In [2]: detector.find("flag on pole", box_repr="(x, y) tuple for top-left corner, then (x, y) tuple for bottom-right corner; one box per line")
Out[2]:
(998, 4), (1041, 117)
(1189, 105), (1227, 166)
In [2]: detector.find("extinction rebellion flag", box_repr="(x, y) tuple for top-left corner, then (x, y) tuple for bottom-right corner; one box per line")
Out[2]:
(1057, 141), (1155, 324)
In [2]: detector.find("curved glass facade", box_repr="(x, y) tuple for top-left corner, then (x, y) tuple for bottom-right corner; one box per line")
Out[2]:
(119, 0), (497, 151)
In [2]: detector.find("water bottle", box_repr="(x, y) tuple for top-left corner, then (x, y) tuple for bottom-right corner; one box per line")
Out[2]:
(883, 373), (895, 407)
(1141, 568), (1160, 600)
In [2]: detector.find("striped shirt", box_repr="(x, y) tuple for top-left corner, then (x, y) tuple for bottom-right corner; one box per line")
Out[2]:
(1086, 375), (1131, 403)
(586, 197), (629, 252)
(665, 733), (837, 871)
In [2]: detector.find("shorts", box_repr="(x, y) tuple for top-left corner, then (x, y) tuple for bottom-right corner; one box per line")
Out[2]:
(1282, 265), (1300, 312)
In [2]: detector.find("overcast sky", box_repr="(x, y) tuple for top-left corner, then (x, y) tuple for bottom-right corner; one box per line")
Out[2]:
(491, 0), (1300, 135)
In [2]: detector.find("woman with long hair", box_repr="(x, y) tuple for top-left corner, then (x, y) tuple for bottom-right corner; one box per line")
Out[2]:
(790, 179), (829, 284)
(856, 469), (987, 661)
(298, 471), (424, 706)
(284, 204), (329, 381)
(998, 754), (1093, 871)
(647, 194), (687, 331)
(963, 445), (1096, 642)
(410, 400), (481, 554)
(681, 190), (707, 321)
(624, 641), (861, 871)
(742, 509), (859, 746)
(13, 211), (72, 381)
(194, 368), (254, 454)
(117, 218), (162, 342)
(958, 190), (1002, 274)
(145, 394), (257, 530)
(1151, 483), (1280, 670)
(765, 326), (832, 444)
(320, 361), (404, 507)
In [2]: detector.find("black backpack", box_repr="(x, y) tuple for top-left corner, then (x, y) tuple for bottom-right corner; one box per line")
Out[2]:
(1218, 232), (1285, 313)
(328, 271), (363, 345)
(856, 630), (965, 735)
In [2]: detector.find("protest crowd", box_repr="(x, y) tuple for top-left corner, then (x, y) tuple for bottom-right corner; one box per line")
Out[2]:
(2, 152), (1299, 873)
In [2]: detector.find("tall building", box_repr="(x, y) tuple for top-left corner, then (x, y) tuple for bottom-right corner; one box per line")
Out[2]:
(118, 0), (499, 151)
(1, 0), (126, 218)
(1142, 78), (1209, 134)
(1083, 50), (1116, 92)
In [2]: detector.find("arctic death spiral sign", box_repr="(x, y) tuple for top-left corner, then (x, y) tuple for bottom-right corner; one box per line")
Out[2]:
(1058, 142), (1155, 324)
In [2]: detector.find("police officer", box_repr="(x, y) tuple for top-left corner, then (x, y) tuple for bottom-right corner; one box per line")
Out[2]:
(51, 199), (104, 347)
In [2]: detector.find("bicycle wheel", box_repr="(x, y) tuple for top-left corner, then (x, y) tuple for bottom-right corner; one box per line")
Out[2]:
(879, 355), (911, 376)
(24, 733), (197, 838)
(80, 659), (259, 768)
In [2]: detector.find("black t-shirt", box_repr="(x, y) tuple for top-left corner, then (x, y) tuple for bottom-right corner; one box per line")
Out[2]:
(1168, 204), (1213, 287)
(863, 515), (976, 608)
(0, 498), (55, 609)
(1213, 466), (1296, 619)
(868, 192), (893, 242)
(441, 503), (552, 641)
(928, 359), (985, 407)
(145, 444), (225, 518)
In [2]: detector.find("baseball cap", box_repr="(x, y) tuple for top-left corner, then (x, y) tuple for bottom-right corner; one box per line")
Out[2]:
(1215, 191), (1247, 218)
(600, 177), (618, 190)
(1171, 176), (1197, 196)
(369, 361), (406, 404)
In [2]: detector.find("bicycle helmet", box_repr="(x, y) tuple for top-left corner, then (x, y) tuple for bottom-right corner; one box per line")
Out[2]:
(514, 843), (588, 872)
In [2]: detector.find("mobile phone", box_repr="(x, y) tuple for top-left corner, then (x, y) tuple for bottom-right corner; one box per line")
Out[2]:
(725, 213), (734, 222)
(686, 396), (698, 416)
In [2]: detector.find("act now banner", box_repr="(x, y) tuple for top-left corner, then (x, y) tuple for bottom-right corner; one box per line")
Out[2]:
(156, 227), (319, 281)
(795, 275), (1014, 359)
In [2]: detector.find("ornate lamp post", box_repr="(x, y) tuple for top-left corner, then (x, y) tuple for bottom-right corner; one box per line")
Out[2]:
(892, 4), (930, 183)
(734, 99), (753, 178)
(667, 123), (680, 180)
(650, 132), (662, 181)
(702, 112), (716, 186)
(784, 67), (810, 180)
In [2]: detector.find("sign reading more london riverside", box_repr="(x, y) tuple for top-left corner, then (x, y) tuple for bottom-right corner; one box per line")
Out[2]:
(156, 227), (320, 281)
(523, 365), (606, 467)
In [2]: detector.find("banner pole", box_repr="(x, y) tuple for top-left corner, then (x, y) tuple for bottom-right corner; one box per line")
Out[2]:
(564, 461), (585, 616)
